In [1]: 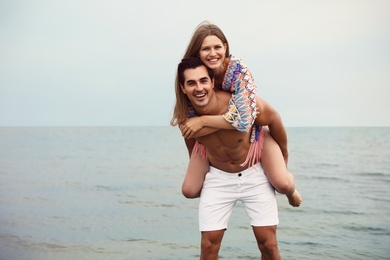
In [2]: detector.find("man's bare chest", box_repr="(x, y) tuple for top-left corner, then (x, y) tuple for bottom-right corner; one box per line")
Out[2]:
(197, 130), (249, 155)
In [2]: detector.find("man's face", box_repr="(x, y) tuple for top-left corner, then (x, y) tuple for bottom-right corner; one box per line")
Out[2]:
(180, 66), (214, 109)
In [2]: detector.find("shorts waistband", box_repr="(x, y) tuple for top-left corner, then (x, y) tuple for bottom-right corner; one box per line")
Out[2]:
(209, 163), (262, 178)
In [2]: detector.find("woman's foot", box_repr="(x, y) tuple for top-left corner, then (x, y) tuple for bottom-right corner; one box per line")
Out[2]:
(287, 190), (302, 207)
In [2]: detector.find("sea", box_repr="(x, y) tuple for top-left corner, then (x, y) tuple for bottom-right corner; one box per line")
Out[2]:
(0, 126), (389, 260)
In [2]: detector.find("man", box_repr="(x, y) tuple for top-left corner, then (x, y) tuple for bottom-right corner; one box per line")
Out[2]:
(175, 57), (281, 259)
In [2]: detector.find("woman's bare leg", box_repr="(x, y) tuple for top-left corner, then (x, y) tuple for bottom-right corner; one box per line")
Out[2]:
(261, 128), (302, 207)
(182, 150), (210, 199)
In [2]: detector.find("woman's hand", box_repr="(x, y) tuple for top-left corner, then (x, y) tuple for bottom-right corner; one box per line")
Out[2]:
(180, 117), (204, 139)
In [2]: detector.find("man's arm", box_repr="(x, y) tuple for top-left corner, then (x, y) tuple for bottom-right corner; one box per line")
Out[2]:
(184, 137), (196, 158)
(255, 96), (288, 165)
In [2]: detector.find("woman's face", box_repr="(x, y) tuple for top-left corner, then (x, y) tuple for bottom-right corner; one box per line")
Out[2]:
(198, 35), (227, 70)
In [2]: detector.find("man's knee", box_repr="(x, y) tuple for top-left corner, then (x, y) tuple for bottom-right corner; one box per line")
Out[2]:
(201, 238), (216, 253)
(201, 230), (224, 257)
(201, 240), (221, 259)
(253, 226), (280, 259)
(258, 238), (278, 253)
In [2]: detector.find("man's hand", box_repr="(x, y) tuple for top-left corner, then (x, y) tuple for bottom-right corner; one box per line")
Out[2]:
(180, 117), (204, 139)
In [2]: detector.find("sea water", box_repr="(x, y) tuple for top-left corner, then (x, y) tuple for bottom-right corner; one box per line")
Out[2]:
(0, 126), (389, 260)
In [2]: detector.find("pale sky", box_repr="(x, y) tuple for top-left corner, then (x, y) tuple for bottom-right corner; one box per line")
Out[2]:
(1, 0), (389, 127)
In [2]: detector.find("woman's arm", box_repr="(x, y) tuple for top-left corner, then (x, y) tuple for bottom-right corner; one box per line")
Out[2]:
(221, 57), (257, 133)
(180, 115), (235, 139)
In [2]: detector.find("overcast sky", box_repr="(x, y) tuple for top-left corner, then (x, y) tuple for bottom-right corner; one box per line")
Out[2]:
(1, 0), (389, 127)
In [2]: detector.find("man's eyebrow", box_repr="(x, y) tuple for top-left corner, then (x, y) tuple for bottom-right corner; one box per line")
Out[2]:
(185, 76), (209, 84)
(185, 79), (196, 84)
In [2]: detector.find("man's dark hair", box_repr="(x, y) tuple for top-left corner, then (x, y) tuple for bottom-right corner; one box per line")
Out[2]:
(177, 57), (214, 85)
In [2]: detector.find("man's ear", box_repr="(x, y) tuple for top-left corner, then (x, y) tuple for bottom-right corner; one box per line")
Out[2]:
(211, 78), (215, 89)
(180, 84), (187, 94)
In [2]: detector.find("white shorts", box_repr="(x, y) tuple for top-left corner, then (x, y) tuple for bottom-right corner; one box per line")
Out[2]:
(199, 163), (279, 231)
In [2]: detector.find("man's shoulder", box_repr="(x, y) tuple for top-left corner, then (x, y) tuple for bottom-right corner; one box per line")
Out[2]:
(215, 90), (231, 100)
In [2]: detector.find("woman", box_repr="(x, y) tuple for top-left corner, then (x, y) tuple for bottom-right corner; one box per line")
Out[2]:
(171, 22), (302, 206)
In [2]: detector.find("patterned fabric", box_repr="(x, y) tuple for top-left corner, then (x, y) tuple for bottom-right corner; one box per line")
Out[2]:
(241, 125), (264, 167)
(222, 55), (257, 134)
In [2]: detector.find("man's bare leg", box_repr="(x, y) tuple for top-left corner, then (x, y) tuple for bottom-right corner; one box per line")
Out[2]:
(252, 225), (280, 260)
(200, 230), (225, 260)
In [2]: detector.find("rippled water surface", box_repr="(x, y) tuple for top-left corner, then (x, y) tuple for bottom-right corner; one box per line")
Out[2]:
(0, 127), (389, 259)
